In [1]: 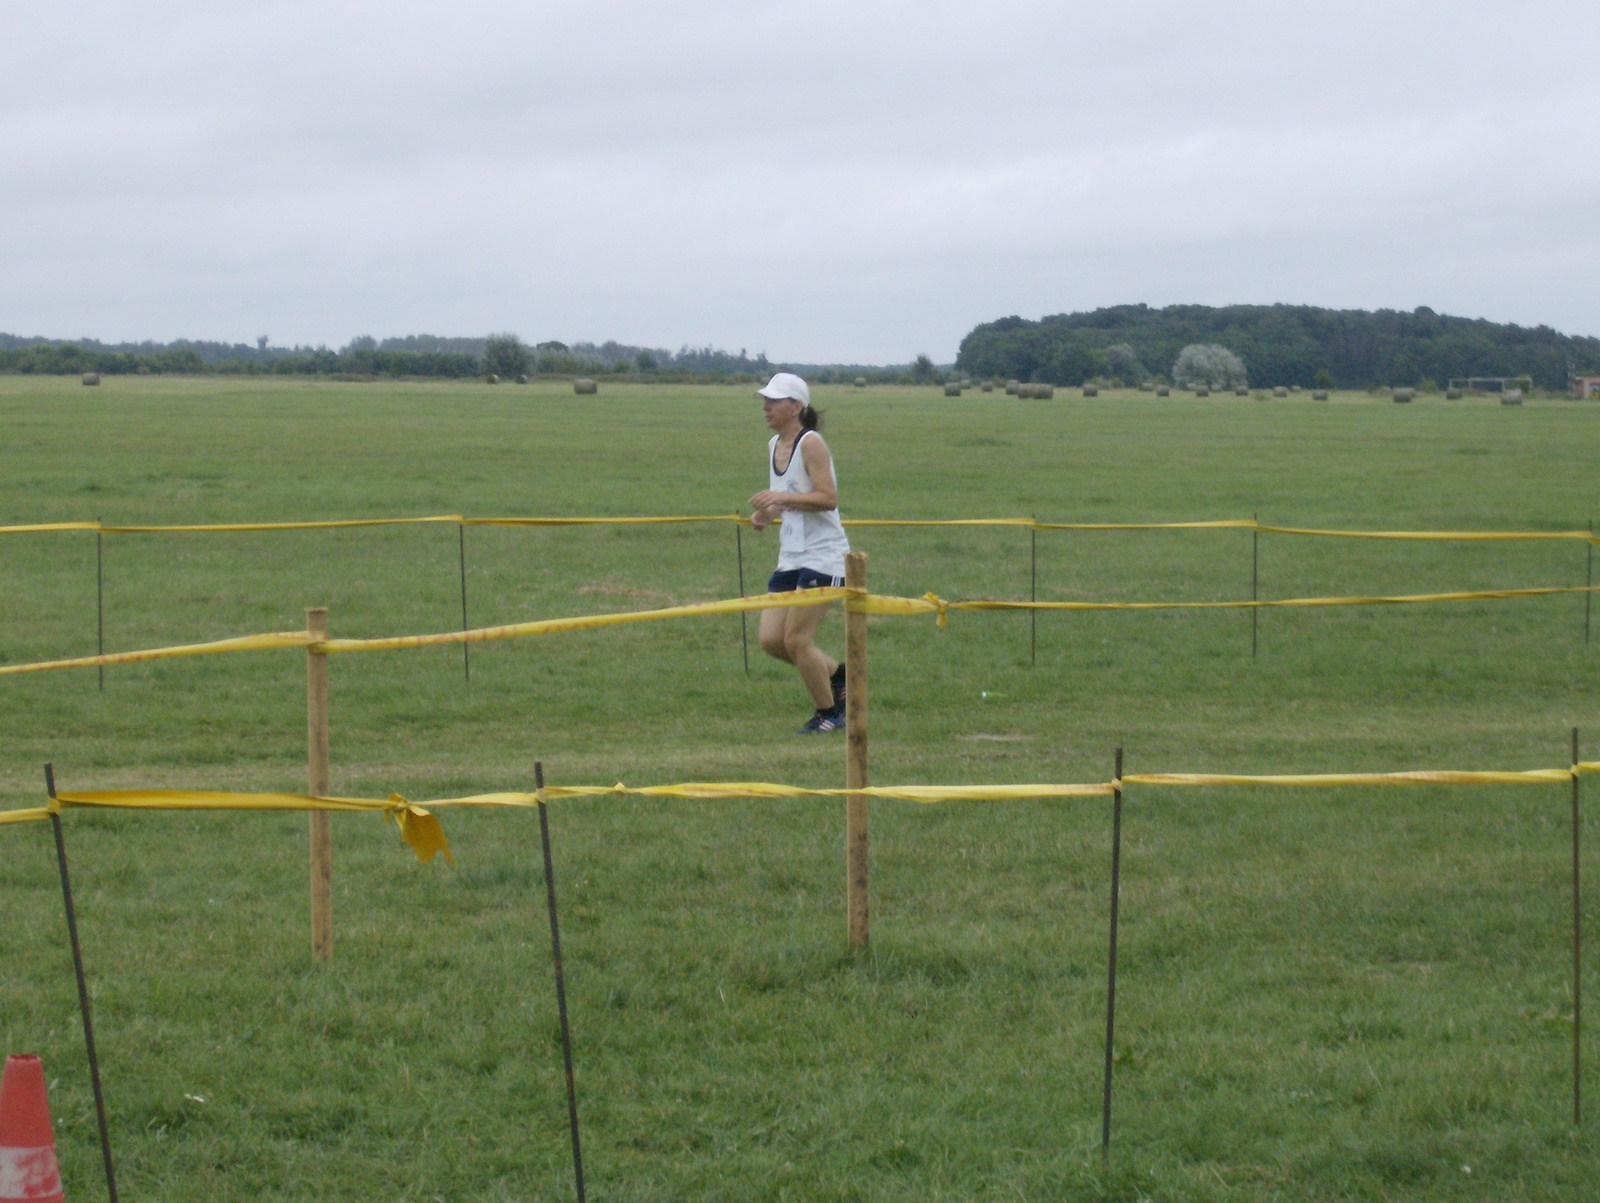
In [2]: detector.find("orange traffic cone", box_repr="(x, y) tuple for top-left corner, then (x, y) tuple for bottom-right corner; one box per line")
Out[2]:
(0, 1055), (63, 1203)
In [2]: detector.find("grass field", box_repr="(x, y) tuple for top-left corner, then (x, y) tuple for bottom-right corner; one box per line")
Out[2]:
(1, 375), (1598, 1201)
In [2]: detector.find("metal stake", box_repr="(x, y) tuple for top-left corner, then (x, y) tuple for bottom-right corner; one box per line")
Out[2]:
(1251, 513), (1259, 659)
(536, 762), (586, 1203)
(458, 523), (470, 683)
(736, 523), (750, 675)
(1101, 747), (1124, 1157)
(1029, 521), (1037, 667)
(1574, 728), (1583, 1125)
(96, 523), (104, 691)
(45, 764), (119, 1202)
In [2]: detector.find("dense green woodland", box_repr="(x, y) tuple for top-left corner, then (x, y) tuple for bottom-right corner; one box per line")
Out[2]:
(956, 304), (1600, 390)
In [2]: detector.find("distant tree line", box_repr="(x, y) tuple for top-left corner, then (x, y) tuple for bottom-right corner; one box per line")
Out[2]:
(0, 330), (928, 383)
(955, 304), (1600, 391)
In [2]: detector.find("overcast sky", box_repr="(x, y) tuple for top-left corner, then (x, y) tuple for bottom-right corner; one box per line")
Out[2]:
(3, 1), (1597, 362)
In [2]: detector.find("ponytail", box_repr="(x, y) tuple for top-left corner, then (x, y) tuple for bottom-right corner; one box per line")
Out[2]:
(799, 404), (823, 432)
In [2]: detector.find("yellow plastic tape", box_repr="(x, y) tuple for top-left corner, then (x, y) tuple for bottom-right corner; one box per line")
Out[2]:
(464, 515), (743, 527)
(49, 789), (453, 863)
(102, 516), (462, 533)
(535, 781), (1114, 802)
(841, 518), (1037, 528)
(1033, 519), (1257, 531)
(0, 631), (314, 677)
(0, 522), (101, 533)
(315, 589), (846, 653)
(1258, 524), (1594, 542)
(1122, 769), (1573, 787)
(0, 807), (50, 825)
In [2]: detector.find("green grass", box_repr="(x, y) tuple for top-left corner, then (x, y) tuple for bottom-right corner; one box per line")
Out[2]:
(1, 375), (1598, 1201)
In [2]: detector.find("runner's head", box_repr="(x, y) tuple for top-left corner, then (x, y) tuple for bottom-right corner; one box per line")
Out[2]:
(757, 372), (821, 431)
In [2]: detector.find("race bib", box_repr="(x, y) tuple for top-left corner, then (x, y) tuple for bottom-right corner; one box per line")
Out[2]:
(779, 510), (805, 553)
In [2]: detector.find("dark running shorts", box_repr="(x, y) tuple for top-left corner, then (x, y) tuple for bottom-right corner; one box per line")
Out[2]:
(767, 567), (845, 593)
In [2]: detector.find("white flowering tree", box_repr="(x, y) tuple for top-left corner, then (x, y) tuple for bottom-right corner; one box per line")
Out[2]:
(1172, 344), (1248, 389)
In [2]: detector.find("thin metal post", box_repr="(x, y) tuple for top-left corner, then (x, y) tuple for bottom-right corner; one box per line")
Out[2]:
(1586, 521), (1592, 647)
(458, 522), (470, 683)
(536, 762), (586, 1203)
(1029, 521), (1037, 667)
(1251, 514), (1259, 658)
(844, 551), (870, 949)
(1574, 728), (1583, 1125)
(1101, 747), (1124, 1157)
(736, 522), (749, 676)
(96, 523), (104, 691)
(45, 764), (119, 1202)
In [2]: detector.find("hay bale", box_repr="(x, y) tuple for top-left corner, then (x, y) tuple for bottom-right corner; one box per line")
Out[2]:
(1501, 389), (1523, 406)
(943, 382), (962, 396)
(854, 376), (867, 388)
(1445, 387), (1464, 399)
(1313, 389), (1329, 401)
(81, 372), (99, 386)
(574, 378), (598, 395)
(1039, 384), (1055, 399)
(1195, 386), (1210, 397)
(1005, 379), (1019, 395)
(980, 381), (993, 392)
(1081, 384), (1097, 397)
(485, 373), (499, 384)
(515, 373), (529, 384)
(1290, 385), (1301, 393)
(1235, 385), (1248, 396)
(1392, 388), (1415, 403)
(1138, 380), (1154, 391)
(1272, 386), (1288, 398)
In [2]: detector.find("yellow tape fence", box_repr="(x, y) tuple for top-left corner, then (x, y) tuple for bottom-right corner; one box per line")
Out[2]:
(5, 765), (1594, 852)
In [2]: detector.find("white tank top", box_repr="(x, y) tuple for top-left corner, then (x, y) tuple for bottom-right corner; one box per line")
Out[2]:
(768, 430), (850, 576)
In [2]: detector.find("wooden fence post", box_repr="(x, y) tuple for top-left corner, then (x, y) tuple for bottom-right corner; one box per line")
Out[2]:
(307, 606), (332, 961)
(845, 551), (869, 950)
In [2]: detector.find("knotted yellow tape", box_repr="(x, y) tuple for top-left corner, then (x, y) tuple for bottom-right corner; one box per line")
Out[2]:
(465, 515), (744, 527)
(1258, 524), (1595, 542)
(44, 789), (453, 862)
(101, 516), (463, 533)
(1121, 769), (1574, 787)
(0, 522), (101, 533)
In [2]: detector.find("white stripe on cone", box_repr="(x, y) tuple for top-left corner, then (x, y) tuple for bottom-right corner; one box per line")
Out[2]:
(0, 1143), (63, 1200)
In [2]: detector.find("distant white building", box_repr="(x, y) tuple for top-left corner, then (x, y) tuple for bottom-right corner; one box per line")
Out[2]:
(1570, 374), (1600, 398)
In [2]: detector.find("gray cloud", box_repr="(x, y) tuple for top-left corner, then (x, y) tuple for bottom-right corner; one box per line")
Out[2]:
(3, 1), (1597, 360)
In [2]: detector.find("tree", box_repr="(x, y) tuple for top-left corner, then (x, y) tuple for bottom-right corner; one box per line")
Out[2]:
(1104, 343), (1149, 382)
(483, 332), (531, 379)
(1172, 343), (1247, 389)
(910, 353), (938, 384)
(635, 351), (658, 372)
(1314, 369), (1334, 389)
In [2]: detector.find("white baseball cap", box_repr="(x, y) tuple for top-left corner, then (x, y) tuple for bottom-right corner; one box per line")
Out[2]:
(756, 372), (810, 406)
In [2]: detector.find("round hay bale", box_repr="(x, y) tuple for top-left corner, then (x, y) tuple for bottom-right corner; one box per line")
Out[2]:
(485, 373), (499, 384)
(1005, 379), (1019, 395)
(854, 376), (867, 388)
(1290, 385), (1301, 393)
(943, 382), (962, 396)
(1445, 387), (1464, 399)
(1234, 385), (1248, 396)
(1501, 389), (1523, 406)
(1155, 385), (1170, 396)
(515, 373), (529, 384)
(980, 381), (993, 392)
(1313, 389), (1329, 401)
(81, 372), (99, 386)
(1195, 386), (1210, 397)
(1272, 386), (1288, 398)
(1081, 384), (1097, 397)
(1038, 384), (1055, 399)
(1392, 387), (1415, 403)
(574, 378), (598, 395)
(1138, 380), (1154, 391)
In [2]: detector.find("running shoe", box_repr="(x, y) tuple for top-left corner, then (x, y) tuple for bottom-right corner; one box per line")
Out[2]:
(830, 663), (847, 711)
(798, 706), (846, 734)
